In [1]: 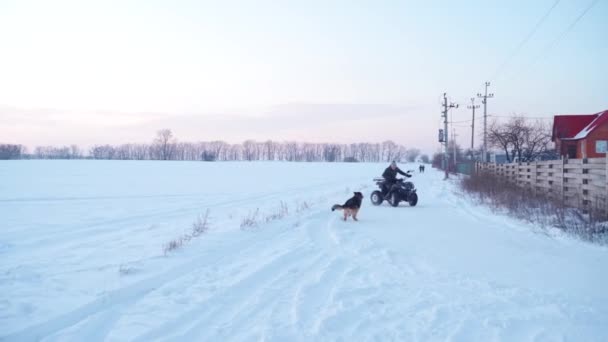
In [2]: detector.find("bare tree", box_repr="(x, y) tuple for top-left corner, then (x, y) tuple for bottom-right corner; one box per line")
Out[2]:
(242, 140), (257, 161)
(133, 144), (149, 160)
(521, 120), (552, 161)
(23, 135), (420, 162)
(323, 144), (341, 162)
(70, 145), (82, 159)
(90, 145), (116, 159)
(381, 140), (398, 162)
(405, 148), (421, 163)
(447, 140), (465, 163)
(284, 142), (298, 161)
(34, 145), (72, 159)
(0, 144), (25, 159)
(153, 129), (176, 160)
(488, 120), (512, 161)
(208, 141), (227, 161)
(488, 116), (552, 162)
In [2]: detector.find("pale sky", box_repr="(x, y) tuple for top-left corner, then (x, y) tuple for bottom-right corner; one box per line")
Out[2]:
(1, 0), (606, 153)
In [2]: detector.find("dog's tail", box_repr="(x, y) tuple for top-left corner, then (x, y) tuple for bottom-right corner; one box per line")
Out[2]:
(331, 204), (343, 211)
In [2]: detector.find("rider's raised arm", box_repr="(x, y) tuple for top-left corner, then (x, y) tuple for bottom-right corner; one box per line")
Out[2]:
(396, 167), (410, 177)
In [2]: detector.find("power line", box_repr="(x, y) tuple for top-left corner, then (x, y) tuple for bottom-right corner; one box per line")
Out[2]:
(532, 0), (599, 67)
(488, 115), (553, 120)
(506, 0), (600, 83)
(450, 119), (473, 124)
(491, 0), (562, 81)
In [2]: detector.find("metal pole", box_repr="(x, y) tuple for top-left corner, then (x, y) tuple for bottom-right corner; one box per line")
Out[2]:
(467, 98), (479, 152)
(443, 93), (449, 179)
(484, 83), (488, 162)
(442, 93), (458, 178)
(471, 106), (475, 150)
(453, 128), (457, 163)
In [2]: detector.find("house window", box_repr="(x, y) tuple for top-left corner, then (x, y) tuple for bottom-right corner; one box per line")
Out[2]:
(597, 140), (607, 153)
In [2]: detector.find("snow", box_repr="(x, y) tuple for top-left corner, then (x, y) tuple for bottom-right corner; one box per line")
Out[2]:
(573, 110), (607, 140)
(1, 160), (608, 341)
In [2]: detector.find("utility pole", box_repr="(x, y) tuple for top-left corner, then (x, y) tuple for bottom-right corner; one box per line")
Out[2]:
(452, 128), (458, 164)
(467, 98), (480, 158)
(441, 93), (458, 179)
(477, 82), (494, 162)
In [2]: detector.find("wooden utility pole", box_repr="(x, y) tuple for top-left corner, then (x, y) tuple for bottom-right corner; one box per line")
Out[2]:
(477, 82), (494, 162)
(467, 98), (480, 154)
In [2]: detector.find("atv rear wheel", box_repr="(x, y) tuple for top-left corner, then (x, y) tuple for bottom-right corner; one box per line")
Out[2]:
(370, 191), (383, 206)
(408, 192), (418, 206)
(389, 193), (400, 207)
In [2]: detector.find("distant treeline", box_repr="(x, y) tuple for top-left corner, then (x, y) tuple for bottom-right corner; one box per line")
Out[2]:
(0, 144), (26, 160)
(1, 130), (429, 163)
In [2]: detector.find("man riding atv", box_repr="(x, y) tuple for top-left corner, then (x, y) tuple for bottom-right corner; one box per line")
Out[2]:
(382, 161), (411, 199)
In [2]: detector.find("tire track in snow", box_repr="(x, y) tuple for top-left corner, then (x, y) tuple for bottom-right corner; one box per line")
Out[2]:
(294, 257), (349, 337)
(12, 180), (349, 254)
(0, 222), (302, 341)
(132, 243), (315, 341)
(1, 183), (359, 341)
(174, 253), (329, 341)
(292, 214), (366, 337)
(136, 210), (344, 341)
(220, 252), (328, 341)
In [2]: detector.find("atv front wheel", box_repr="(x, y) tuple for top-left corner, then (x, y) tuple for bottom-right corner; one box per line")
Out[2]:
(370, 191), (383, 206)
(408, 192), (418, 206)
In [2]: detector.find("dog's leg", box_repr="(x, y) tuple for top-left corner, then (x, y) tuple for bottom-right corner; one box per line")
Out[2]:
(343, 211), (347, 221)
(353, 209), (359, 221)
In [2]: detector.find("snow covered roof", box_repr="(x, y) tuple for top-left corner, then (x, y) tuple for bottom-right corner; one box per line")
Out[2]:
(572, 110), (608, 140)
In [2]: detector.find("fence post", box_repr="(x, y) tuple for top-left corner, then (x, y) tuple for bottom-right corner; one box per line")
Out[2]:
(532, 161), (537, 195)
(561, 156), (566, 204)
(582, 158), (588, 213)
(516, 161), (521, 188)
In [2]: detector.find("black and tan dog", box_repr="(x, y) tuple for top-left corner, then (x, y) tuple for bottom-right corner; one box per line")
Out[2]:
(331, 192), (364, 221)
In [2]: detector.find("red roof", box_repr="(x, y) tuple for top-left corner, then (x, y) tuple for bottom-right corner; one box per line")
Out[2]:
(573, 110), (608, 139)
(552, 113), (598, 141)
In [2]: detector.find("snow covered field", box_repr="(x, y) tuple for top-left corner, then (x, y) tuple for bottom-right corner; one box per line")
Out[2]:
(1, 160), (608, 341)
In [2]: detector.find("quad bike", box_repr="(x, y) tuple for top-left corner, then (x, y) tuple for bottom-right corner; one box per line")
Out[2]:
(370, 175), (418, 207)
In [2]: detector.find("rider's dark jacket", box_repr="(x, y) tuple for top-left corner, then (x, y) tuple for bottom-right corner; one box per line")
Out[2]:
(382, 166), (410, 182)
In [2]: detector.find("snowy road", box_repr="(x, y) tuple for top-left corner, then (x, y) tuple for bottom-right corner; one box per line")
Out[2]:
(1, 161), (607, 341)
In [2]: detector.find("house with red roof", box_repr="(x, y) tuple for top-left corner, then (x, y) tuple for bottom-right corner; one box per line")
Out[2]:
(552, 109), (608, 159)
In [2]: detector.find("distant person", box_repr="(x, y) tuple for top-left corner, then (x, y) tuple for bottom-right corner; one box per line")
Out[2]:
(382, 161), (411, 199)
(419, 164), (425, 173)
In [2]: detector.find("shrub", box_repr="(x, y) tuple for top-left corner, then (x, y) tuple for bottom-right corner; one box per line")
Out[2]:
(461, 171), (608, 243)
(263, 201), (289, 223)
(296, 201), (311, 213)
(163, 210), (211, 255)
(201, 151), (217, 161)
(240, 208), (260, 230)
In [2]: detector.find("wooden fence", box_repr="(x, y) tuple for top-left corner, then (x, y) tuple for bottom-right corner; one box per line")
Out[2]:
(476, 156), (608, 216)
